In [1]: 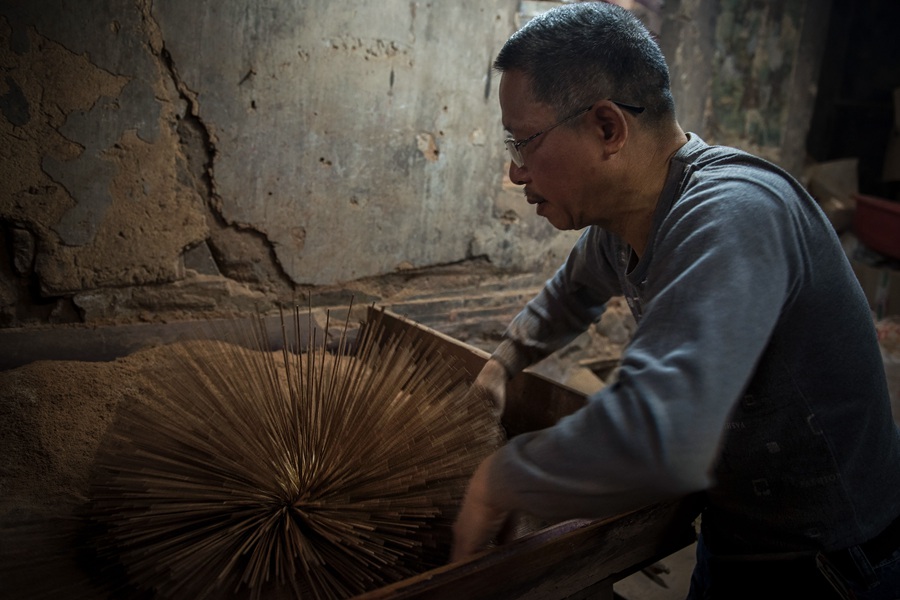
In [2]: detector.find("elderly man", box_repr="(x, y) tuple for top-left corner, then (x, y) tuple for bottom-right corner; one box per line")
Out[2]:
(451, 3), (900, 599)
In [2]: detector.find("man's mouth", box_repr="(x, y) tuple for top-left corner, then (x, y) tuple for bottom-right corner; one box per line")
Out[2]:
(524, 188), (546, 205)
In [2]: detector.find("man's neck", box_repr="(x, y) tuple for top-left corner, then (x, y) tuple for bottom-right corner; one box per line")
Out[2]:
(617, 126), (688, 257)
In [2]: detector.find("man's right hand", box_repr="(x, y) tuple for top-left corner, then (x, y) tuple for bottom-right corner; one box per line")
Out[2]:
(451, 452), (510, 562)
(471, 358), (510, 419)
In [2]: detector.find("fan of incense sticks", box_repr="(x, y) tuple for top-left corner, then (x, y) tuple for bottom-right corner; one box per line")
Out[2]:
(86, 305), (504, 600)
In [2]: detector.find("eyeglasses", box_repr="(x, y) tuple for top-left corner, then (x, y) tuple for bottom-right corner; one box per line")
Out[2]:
(504, 100), (645, 168)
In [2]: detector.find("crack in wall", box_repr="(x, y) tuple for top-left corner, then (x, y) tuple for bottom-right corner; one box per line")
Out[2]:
(137, 0), (219, 210)
(137, 0), (294, 293)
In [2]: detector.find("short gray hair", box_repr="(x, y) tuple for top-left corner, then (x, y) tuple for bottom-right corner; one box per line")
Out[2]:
(494, 2), (675, 124)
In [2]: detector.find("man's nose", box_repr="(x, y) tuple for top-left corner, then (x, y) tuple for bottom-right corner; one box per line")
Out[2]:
(508, 162), (529, 186)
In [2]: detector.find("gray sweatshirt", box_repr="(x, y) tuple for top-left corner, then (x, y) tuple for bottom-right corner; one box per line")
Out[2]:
(489, 134), (900, 554)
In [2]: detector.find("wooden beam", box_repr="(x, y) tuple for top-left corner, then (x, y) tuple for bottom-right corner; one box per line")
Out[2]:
(356, 497), (701, 600)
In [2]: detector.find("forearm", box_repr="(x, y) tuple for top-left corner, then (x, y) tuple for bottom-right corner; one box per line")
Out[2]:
(493, 229), (618, 376)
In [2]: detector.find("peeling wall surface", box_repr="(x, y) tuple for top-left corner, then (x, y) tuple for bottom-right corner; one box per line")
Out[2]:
(0, 0), (828, 329)
(1, 1), (211, 323)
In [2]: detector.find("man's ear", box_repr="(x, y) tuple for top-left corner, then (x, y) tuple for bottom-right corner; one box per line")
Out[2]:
(589, 100), (628, 156)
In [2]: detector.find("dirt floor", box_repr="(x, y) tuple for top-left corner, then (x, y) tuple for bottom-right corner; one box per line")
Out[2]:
(0, 343), (175, 599)
(0, 348), (159, 519)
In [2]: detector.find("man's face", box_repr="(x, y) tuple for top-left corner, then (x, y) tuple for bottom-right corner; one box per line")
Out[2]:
(498, 71), (604, 231)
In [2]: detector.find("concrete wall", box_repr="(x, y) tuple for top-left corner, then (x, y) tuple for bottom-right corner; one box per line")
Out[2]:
(0, 0), (829, 329)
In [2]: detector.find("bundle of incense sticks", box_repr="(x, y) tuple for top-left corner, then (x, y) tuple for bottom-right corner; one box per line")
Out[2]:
(87, 305), (503, 599)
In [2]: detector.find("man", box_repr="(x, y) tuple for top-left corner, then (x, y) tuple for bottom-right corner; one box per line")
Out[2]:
(451, 3), (900, 599)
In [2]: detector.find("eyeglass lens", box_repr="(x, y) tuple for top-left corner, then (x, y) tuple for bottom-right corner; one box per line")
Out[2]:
(505, 139), (524, 167)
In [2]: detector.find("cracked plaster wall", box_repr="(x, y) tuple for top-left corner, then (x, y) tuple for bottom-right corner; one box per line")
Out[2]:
(1, 0), (574, 327)
(150, 0), (527, 286)
(0, 0), (829, 328)
(0, 0), (210, 324)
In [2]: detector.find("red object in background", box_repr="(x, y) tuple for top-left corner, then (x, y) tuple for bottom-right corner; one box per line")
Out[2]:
(853, 194), (900, 260)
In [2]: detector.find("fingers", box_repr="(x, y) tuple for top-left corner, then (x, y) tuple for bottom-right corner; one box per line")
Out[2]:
(472, 358), (510, 418)
(471, 382), (504, 421)
(451, 499), (508, 561)
(451, 455), (510, 562)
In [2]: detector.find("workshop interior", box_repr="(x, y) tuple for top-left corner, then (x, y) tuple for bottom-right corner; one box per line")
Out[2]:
(1, 1), (899, 599)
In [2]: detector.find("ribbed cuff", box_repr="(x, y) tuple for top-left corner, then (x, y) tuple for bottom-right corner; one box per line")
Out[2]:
(491, 339), (533, 378)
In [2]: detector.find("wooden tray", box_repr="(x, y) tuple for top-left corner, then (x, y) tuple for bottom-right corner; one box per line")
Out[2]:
(364, 308), (701, 599)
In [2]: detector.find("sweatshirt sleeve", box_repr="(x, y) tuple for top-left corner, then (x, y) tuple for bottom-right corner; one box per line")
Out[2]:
(487, 170), (799, 521)
(491, 227), (623, 376)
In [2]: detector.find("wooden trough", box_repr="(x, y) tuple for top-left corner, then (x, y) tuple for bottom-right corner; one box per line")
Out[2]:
(362, 309), (701, 600)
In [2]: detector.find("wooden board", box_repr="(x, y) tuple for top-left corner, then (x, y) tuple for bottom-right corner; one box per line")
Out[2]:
(370, 307), (589, 438)
(357, 499), (700, 600)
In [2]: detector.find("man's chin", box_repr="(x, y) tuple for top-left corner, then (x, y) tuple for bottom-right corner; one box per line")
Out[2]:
(537, 206), (576, 231)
